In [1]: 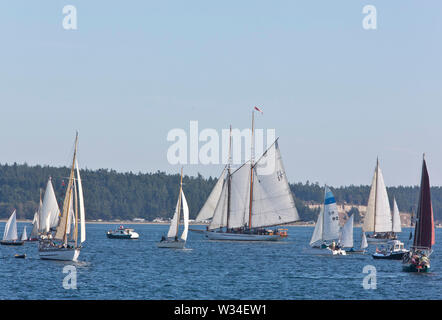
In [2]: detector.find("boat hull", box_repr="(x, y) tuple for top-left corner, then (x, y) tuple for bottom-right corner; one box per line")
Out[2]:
(206, 231), (282, 241)
(309, 247), (347, 255)
(0, 240), (24, 246)
(106, 232), (139, 239)
(39, 248), (81, 261)
(402, 263), (430, 273)
(157, 239), (186, 249)
(373, 251), (408, 260)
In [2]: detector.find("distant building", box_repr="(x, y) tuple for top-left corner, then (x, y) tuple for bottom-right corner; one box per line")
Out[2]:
(133, 218), (145, 222)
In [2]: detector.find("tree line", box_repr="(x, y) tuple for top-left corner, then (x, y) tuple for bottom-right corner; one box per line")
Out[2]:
(0, 163), (440, 223)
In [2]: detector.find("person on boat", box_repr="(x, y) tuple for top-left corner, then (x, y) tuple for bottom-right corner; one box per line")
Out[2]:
(161, 235), (166, 242)
(174, 236), (178, 242)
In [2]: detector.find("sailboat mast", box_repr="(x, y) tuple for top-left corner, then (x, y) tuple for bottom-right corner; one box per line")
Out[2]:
(414, 154), (425, 247)
(373, 158), (379, 234)
(62, 133), (79, 244)
(226, 125), (232, 230)
(322, 186), (326, 241)
(248, 111), (255, 229)
(175, 167), (183, 238)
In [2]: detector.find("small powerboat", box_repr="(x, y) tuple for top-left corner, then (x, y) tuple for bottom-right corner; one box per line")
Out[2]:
(372, 240), (409, 260)
(14, 254), (26, 259)
(106, 226), (139, 239)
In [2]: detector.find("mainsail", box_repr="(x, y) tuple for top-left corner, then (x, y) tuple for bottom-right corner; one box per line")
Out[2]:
(20, 226), (28, 241)
(3, 210), (18, 241)
(39, 178), (60, 233)
(340, 214), (354, 248)
(166, 169), (188, 240)
(413, 157), (435, 249)
(251, 140), (299, 228)
(361, 232), (368, 249)
(310, 186), (340, 245)
(392, 198), (402, 233)
(180, 189), (189, 241)
(363, 159), (392, 233)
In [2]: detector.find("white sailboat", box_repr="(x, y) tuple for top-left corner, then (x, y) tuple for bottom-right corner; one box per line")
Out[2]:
(361, 232), (368, 251)
(158, 168), (189, 249)
(1, 210), (24, 246)
(205, 115), (298, 241)
(20, 226), (28, 241)
(363, 158), (395, 243)
(310, 186), (346, 255)
(38, 133), (86, 261)
(392, 197), (402, 235)
(39, 177), (60, 237)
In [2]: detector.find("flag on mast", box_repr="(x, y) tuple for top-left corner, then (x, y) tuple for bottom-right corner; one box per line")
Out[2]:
(254, 106), (263, 114)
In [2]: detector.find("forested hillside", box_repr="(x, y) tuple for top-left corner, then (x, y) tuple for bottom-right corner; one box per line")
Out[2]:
(0, 163), (441, 223)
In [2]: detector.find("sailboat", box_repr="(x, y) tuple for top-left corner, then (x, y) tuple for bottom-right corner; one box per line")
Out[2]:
(340, 215), (368, 254)
(372, 197), (408, 259)
(402, 155), (435, 272)
(204, 113), (299, 241)
(158, 168), (189, 249)
(363, 158), (396, 243)
(1, 210), (24, 246)
(310, 186), (346, 255)
(20, 226), (28, 241)
(38, 133), (86, 261)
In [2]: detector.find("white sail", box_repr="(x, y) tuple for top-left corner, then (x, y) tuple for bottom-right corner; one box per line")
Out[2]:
(251, 140), (299, 228)
(392, 198), (402, 233)
(39, 178), (60, 233)
(30, 210), (39, 239)
(310, 206), (324, 246)
(20, 226), (28, 241)
(340, 214), (354, 248)
(361, 232), (368, 249)
(167, 195), (180, 238)
(76, 160), (86, 243)
(363, 160), (392, 233)
(3, 210), (18, 241)
(208, 179), (228, 230)
(180, 189), (189, 241)
(322, 187), (340, 241)
(195, 167), (226, 222)
(228, 163), (251, 229)
(66, 192), (75, 235)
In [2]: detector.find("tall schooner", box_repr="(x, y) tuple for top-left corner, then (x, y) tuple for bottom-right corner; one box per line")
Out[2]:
(199, 109), (299, 241)
(38, 133), (86, 261)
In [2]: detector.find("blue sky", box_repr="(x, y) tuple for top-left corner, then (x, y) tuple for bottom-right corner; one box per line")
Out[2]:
(0, 1), (441, 186)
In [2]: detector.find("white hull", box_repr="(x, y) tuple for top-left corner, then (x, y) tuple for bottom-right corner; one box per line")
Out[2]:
(157, 240), (186, 249)
(206, 231), (282, 241)
(309, 247), (347, 256)
(39, 248), (80, 261)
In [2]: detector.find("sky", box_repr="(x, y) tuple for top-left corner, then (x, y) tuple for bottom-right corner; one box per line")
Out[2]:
(0, 1), (441, 187)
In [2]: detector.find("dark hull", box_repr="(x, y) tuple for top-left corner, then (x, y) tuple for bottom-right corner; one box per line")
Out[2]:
(402, 264), (430, 273)
(106, 233), (133, 239)
(373, 252), (406, 260)
(0, 241), (24, 246)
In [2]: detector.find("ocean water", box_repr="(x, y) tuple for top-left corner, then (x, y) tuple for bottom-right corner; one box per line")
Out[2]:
(0, 223), (440, 300)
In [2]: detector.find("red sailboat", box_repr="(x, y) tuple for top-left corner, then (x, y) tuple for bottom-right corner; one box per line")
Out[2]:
(402, 155), (435, 272)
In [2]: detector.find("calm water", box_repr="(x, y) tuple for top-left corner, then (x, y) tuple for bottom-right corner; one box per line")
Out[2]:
(0, 223), (440, 300)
